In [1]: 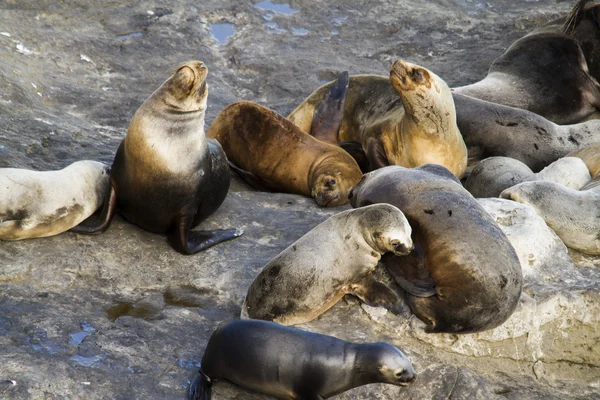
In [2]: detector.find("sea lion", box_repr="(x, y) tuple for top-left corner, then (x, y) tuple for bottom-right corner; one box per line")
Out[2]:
(500, 179), (600, 255)
(288, 61), (468, 178)
(241, 204), (414, 326)
(188, 320), (416, 400)
(465, 156), (591, 198)
(453, 31), (600, 124)
(568, 142), (600, 177)
(0, 161), (110, 240)
(79, 61), (242, 254)
(349, 164), (523, 334)
(207, 101), (362, 207)
(453, 93), (600, 170)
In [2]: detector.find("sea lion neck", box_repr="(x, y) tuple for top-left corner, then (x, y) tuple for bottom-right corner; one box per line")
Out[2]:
(399, 82), (457, 139)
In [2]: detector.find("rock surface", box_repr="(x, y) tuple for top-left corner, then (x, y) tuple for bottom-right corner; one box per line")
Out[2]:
(1, 1), (599, 399)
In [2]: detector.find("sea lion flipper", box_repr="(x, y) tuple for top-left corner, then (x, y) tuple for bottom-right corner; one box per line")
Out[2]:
(310, 71), (349, 144)
(365, 138), (390, 171)
(339, 140), (369, 172)
(169, 221), (244, 255)
(69, 183), (117, 234)
(381, 250), (436, 298)
(188, 370), (212, 400)
(351, 273), (409, 316)
(228, 161), (272, 192)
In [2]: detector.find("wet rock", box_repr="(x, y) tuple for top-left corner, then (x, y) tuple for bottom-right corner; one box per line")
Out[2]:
(1, 1), (598, 399)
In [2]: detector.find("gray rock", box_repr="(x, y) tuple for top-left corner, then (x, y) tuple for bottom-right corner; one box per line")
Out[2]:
(1, 1), (599, 399)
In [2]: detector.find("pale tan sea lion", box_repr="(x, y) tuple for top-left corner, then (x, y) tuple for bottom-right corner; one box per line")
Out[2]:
(241, 204), (414, 325)
(0, 161), (110, 240)
(207, 101), (363, 207)
(289, 60), (468, 178)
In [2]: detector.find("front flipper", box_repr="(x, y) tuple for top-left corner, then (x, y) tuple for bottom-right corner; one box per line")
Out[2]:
(365, 138), (390, 171)
(168, 215), (243, 255)
(339, 140), (369, 173)
(310, 71), (349, 144)
(381, 246), (436, 297)
(351, 271), (410, 316)
(228, 161), (272, 192)
(70, 183), (117, 234)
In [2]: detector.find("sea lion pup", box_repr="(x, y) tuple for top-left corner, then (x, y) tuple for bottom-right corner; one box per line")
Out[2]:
(453, 93), (600, 170)
(80, 61), (242, 254)
(465, 156), (591, 198)
(241, 204), (414, 325)
(206, 101), (362, 207)
(453, 31), (600, 125)
(500, 180), (600, 255)
(188, 320), (416, 400)
(0, 161), (110, 240)
(349, 164), (523, 334)
(288, 61), (468, 178)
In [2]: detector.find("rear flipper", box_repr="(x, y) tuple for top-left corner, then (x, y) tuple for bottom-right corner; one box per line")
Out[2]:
(351, 270), (410, 316)
(339, 141), (369, 173)
(228, 162), (272, 192)
(381, 246), (436, 297)
(70, 183), (117, 234)
(168, 219), (243, 255)
(188, 369), (212, 400)
(310, 71), (349, 144)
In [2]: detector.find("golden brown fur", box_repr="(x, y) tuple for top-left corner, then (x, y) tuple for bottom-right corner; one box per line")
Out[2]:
(207, 101), (363, 207)
(568, 143), (600, 177)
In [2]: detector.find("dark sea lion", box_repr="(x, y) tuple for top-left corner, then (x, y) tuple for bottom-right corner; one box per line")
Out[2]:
(310, 71), (350, 145)
(349, 164), (523, 334)
(188, 320), (416, 400)
(465, 156), (591, 198)
(0, 161), (110, 240)
(501, 180), (600, 255)
(242, 204), (414, 325)
(289, 61), (468, 177)
(453, 32), (600, 124)
(453, 93), (600, 171)
(79, 61), (242, 254)
(207, 101), (362, 207)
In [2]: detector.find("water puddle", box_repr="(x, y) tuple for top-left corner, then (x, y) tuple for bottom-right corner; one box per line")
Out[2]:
(255, 1), (299, 15)
(71, 354), (105, 367)
(116, 31), (143, 40)
(292, 28), (309, 36)
(68, 321), (96, 345)
(210, 23), (236, 45)
(106, 301), (162, 321)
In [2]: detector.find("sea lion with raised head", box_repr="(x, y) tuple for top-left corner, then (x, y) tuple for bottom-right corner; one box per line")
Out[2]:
(78, 61), (242, 254)
(349, 164), (523, 334)
(188, 320), (416, 400)
(289, 61), (467, 177)
(0, 161), (110, 240)
(242, 204), (414, 325)
(207, 101), (362, 207)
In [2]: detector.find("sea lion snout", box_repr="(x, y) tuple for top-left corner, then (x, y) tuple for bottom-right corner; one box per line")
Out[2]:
(397, 369), (417, 385)
(391, 240), (414, 256)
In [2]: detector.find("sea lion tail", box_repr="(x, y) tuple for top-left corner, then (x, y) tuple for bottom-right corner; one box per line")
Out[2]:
(188, 369), (212, 400)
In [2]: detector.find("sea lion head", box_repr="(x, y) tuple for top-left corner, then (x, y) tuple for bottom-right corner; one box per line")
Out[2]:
(159, 60), (209, 113)
(355, 204), (414, 256)
(563, 0), (600, 80)
(310, 152), (363, 207)
(362, 342), (416, 386)
(388, 60), (455, 135)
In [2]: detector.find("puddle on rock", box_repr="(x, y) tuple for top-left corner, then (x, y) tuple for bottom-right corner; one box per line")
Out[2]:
(163, 285), (216, 308)
(255, 1), (299, 15)
(116, 31), (143, 40)
(71, 354), (105, 367)
(292, 28), (309, 36)
(209, 23), (235, 45)
(106, 301), (163, 321)
(68, 321), (96, 345)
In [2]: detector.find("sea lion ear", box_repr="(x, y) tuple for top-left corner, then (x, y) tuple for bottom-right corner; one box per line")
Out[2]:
(173, 66), (196, 91)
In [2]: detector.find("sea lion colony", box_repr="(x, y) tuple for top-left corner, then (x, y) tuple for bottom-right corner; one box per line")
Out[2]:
(1, 1), (600, 399)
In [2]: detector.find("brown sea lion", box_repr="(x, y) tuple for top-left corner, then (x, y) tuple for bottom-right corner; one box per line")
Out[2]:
(568, 142), (600, 177)
(349, 164), (523, 334)
(241, 204), (414, 326)
(453, 24), (600, 124)
(188, 320), (416, 400)
(0, 161), (110, 240)
(75, 61), (243, 254)
(288, 61), (468, 178)
(207, 101), (363, 207)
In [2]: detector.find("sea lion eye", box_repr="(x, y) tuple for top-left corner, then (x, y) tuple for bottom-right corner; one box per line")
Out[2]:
(412, 70), (423, 81)
(327, 179), (336, 186)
